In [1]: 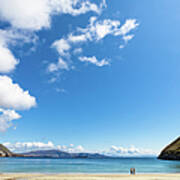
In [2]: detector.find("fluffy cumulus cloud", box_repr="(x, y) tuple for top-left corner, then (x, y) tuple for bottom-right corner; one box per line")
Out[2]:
(79, 56), (109, 67)
(0, 0), (105, 31)
(0, 109), (21, 132)
(0, 29), (36, 73)
(0, 0), (50, 31)
(0, 76), (36, 110)
(0, 46), (19, 73)
(3, 142), (157, 156)
(0, 76), (36, 132)
(0, 37), (36, 131)
(3, 142), (85, 153)
(102, 145), (157, 157)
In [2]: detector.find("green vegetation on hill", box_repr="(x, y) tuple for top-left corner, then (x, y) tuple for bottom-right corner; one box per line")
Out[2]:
(0, 144), (13, 157)
(158, 137), (180, 160)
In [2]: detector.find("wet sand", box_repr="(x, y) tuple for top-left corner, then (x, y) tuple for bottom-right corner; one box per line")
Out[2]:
(1, 174), (180, 180)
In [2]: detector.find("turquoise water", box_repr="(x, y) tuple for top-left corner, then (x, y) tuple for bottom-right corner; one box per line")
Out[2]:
(1, 157), (180, 174)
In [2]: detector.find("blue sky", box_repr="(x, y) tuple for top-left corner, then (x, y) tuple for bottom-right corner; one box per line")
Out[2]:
(0, 0), (180, 156)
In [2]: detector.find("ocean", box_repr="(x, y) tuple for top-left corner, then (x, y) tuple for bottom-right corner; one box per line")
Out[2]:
(0, 157), (180, 174)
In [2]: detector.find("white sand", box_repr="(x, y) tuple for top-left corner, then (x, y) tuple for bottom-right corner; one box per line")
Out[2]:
(1, 174), (180, 180)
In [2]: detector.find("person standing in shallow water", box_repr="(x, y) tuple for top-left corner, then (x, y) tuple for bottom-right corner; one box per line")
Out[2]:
(130, 168), (135, 175)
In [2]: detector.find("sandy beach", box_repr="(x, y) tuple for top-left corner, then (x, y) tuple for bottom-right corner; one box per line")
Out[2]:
(1, 174), (180, 180)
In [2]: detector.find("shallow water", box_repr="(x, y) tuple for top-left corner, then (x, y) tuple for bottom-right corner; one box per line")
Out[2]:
(0, 157), (180, 173)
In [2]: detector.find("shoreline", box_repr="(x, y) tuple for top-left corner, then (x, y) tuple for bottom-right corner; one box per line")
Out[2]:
(1, 173), (180, 180)
(1, 172), (180, 174)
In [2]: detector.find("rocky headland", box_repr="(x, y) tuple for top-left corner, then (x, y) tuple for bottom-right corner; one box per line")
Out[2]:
(158, 137), (180, 160)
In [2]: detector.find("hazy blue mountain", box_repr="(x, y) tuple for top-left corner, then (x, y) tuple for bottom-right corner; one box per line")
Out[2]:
(22, 149), (109, 159)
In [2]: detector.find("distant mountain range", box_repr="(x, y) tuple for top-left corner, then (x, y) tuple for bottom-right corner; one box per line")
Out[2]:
(22, 149), (108, 159)
(0, 144), (108, 159)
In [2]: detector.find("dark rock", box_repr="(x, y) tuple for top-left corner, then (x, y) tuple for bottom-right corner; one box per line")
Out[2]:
(158, 137), (180, 160)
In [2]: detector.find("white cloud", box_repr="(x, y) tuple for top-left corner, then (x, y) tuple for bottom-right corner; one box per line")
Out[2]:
(0, 29), (37, 73)
(0, 0), (51, 31)
(76, 145), (84, 152)
(3, 141), (55, 153)
(79, 56), (109, 67)
(0, 0), (105, 74)
(48, 6), (138, 81)
(51, 0), (101, 16)
(87, 18), (121, 41)
(0, 29), (36, 45)
(119, 45), (125, 49)
(68, 34), (88, 43)
(123, 34), (134, 43)
(0, 108), (21, 132)
(3, 142), (157, 156)
(0, 0), (108, 131)
(50, 17), (138, 71)
(0, 46), (19, 73)
(102, 145), (157, 157)
(68, 17), (138, 43)
(0, 30), (37, 131)
(49, 77), (58, 83)
(67, 17), (121, 43)
(73, 48), (82, 54)
(52, 17), (138, 54)
(0, 76), (36, 110)
(0, 0), (105, 31)
(48, 58), (69, 72)
(52, 38), (71, 56)
(3, 142), (85, 153)
(115, 19), (139, 36)
(58, 144), (85, 153)
(118, 35), (134, 49)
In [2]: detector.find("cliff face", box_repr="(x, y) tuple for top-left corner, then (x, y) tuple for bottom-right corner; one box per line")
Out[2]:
(158, 137), (180, 160)
(0, 144), (13, 157)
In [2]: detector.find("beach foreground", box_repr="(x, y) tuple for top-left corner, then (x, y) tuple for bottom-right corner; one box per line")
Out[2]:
(1, 174), (180, 180)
